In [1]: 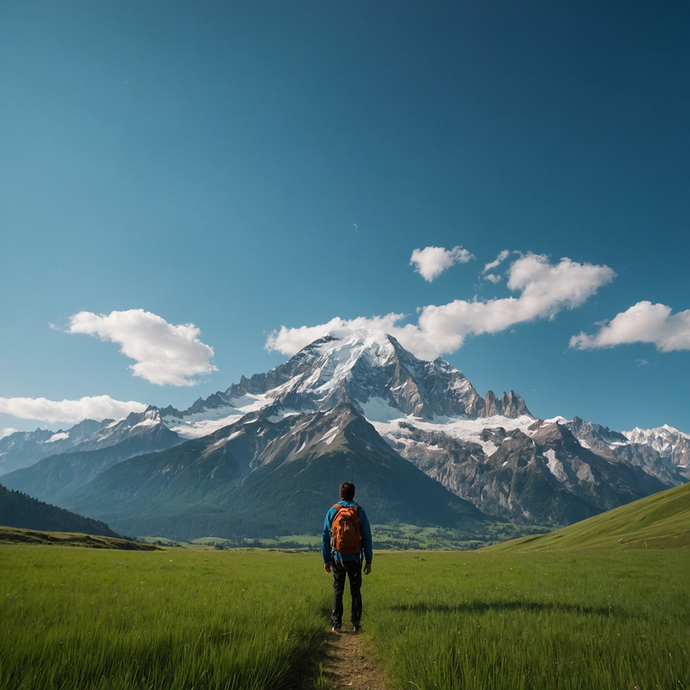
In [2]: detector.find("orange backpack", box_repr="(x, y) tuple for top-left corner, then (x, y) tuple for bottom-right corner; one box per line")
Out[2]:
(330, 503), (362, 555)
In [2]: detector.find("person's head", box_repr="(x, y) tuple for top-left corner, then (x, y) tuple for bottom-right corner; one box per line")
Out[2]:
(339, 482), (355, 501)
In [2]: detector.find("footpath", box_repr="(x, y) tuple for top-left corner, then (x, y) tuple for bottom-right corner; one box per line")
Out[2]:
(320, 629), (389, 690)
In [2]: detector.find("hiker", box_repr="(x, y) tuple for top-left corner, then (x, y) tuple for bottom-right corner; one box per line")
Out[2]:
(322, 481), (373, 634)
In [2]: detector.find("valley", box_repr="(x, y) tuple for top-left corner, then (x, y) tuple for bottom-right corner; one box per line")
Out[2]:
(2, 481), (688, 690)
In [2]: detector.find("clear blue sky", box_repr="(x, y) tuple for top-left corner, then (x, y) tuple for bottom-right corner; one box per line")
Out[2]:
(1, 1), (689, 435)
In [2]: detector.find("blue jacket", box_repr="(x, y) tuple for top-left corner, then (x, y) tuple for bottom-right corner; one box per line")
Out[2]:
(322, 500), (373, 564)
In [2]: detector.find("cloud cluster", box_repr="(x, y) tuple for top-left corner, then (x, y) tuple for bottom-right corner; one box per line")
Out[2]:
(0, 396), (147, 425)
(67, 309), (216, 386)
(267, 253), (616, 360)
(410, 245), (474, 282)
(570, 301), (690, 352)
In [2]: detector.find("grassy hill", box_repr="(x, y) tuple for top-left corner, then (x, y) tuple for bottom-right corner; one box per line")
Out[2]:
(0, 525), (158, 549)
(0, 482), (121, 537)
(488, 480), (690, 552)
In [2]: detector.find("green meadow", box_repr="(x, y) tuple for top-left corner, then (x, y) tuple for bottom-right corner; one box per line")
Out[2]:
(367, 549), (688, 690)
(0, 547), (330, 690)
(2, 484), (689, 689)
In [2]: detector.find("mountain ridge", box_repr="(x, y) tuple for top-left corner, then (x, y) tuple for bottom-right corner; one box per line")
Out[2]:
(2, 329), (687, 538)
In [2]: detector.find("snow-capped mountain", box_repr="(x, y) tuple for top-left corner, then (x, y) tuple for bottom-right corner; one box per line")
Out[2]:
(622, 425), (690, 480)
(64, 402), (488, 539)
(559, 417), (690, 485)
(2, 329), (687, 537)
(0, 408), (180, 476)
(161, 330), (531, 438)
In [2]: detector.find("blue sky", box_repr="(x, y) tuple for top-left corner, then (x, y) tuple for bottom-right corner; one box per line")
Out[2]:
(1, 1), (689, 436)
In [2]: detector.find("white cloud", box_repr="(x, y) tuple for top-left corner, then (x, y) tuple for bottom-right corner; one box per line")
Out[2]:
(268, 253), (616, 360)
(1, 427), (19, 439)
(0, 396), (147, 425)
(410, 245), (474, 282)
(570, 301), (690, 352)
(482, 249), (511, 274)
(266, 314), (405, 355)
(67, 309), (216, 386)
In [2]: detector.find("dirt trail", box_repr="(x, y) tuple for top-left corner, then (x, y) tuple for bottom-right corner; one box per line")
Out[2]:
(320, 629), (389, 690)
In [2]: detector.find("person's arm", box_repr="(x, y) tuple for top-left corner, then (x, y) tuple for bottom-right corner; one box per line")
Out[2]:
(358, 506), (373, 573)
(322, 508), (334, 572)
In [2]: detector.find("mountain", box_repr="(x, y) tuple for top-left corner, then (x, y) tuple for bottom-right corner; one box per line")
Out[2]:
(488, 480), (690, 552)
(0, 408), (180, 476)
(0, 433), (182, 506)
(0, 482), (120, 537)
(65, 403), (489, 540)
(159, 332), (531, 439)
(224, 332), (531, 420)
(3, 329), (687, 538)
(621, 424), (690, 481)
(374, 416), (666, 524)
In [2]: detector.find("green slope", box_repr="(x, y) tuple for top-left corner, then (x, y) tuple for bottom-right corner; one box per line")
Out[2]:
(0, 483), (121, 538)
(0, 525), (156, 549)
(488, 481), (690, 552)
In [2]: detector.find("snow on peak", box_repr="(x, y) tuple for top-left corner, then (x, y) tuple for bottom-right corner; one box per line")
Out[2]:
(46, 431), (70, 443)
(163, 394), (272, 439)
(545, 415), (570, 426)
(274, 330), (399, 398)
(359, 397), (406, 423)
(622, 424), (690, 452)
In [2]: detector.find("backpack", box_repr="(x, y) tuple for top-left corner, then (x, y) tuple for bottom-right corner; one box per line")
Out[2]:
(330, 503), (362, 555)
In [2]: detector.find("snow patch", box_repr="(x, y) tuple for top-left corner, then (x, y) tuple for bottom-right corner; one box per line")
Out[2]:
(321, 425), (341, 446)
(46, 432), (70, 443)
(545, 416), (569, 426)
(359, 397), (405, 423)
(132, 418), (159, 430)
(368, 413), (534, 459)
(168, 414), (244, 439)
(206, 430), (242, 451)
(483, 441), (499, 457)
(545, 449), (567, 483)
(164, 394), (272, 439)
(267, 409), (302, 423)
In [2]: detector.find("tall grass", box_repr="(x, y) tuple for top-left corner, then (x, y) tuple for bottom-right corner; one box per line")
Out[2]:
(0, 546), (330, 690)
(2, 544), (688, 689)
(365, 550), (690, 690)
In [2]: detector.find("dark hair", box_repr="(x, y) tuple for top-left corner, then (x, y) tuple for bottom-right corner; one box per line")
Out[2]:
(339, 482), (355, 501)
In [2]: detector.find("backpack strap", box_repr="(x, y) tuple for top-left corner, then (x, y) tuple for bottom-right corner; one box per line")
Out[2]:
(331, 502), (358, 514)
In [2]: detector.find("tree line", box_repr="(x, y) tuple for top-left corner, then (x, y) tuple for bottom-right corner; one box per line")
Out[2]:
(0, 483), (119, 537)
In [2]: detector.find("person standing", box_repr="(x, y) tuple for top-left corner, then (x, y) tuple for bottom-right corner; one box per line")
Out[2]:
(322, 481), (373, 633)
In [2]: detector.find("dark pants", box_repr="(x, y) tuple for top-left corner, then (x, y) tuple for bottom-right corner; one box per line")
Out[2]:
(331, 559), (362, 628)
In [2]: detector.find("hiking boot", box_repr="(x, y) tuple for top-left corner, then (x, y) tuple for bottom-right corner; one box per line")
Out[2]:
(352, 624), (361, 634)
(331, 625), (341, 633)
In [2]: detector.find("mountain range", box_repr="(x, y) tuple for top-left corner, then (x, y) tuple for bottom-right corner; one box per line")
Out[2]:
(1, 330), (688, 540)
